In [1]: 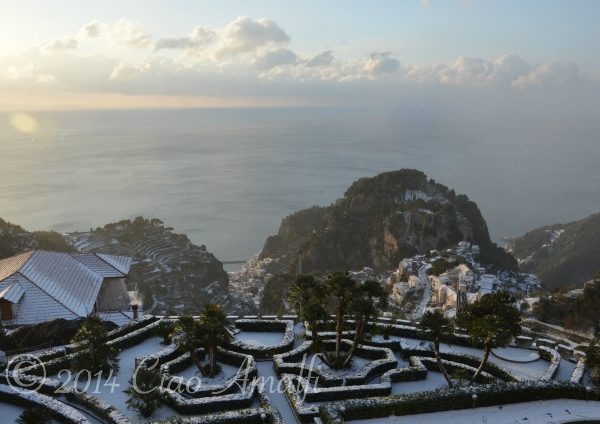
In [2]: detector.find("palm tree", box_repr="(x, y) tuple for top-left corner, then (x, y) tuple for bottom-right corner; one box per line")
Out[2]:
(343, 279), (388, 367)
(325, 272), (357, 363)
(16, 407), (51, 424)
(173, 314), (202, 370)
(71, 315), (119, 374)
(420, 309), (453, 386)
(286, 274), (330, 353)
(198, 304), (233, 378)
(154, 320), (175, 345)
(456, 291), (521, 385)
(585, 339), (600, 383)
(125, 365), (165, 418)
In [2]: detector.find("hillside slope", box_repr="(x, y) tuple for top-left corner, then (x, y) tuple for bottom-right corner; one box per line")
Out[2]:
(509, 212), (600, 289)
(0, 218), (74, 258)
(261, 169), (516, 274)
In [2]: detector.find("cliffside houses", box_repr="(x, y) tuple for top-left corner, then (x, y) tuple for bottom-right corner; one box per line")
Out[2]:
(389, 240), (536, 317)
(0, 250), (137, 325)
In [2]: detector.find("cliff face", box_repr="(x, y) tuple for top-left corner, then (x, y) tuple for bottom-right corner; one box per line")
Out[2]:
(261, 169), (516, 274)
(509, 212), (600, 289)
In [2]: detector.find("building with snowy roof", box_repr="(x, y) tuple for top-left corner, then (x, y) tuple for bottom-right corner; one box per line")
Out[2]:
(0, 250), (133, 325)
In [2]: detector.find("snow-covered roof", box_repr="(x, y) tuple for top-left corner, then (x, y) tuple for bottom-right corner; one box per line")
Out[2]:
(0, 282), (25, 303)
(96, 253), (132, 275)
(0, 250), (132, 321)
(71, 253), (129, 278)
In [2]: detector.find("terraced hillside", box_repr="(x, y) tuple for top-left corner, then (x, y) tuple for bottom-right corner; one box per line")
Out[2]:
(67, 217), (256, 315)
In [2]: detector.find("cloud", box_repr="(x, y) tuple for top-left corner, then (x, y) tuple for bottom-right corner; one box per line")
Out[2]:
(420, 0), (430, 8)
(4, 63), (51, 82)
(406, 54), (531, 86)
(112, 19), (152, 48)
(78, 20), (106, 38)
(253, 48), (297, 69)
(216, 16), (289, 57)
(306, 50), (334, 67)
(512, 61), (582, 88)
(364, 52), (400, 75)
(40, 38), (79, 54)
(155, 27), (215, 50)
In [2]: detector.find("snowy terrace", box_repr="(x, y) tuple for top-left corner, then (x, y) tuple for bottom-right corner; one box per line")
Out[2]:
(346, 399), (600, 423)
(0, 316), (595, 424)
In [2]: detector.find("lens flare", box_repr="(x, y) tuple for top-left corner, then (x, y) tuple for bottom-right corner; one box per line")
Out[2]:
(9, 112), (39, 134)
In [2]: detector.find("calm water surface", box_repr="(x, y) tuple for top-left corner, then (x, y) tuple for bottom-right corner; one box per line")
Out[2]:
(1, 107), (599, 261)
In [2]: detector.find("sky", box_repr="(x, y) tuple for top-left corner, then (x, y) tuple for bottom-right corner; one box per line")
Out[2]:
(0, 0), (599, 110)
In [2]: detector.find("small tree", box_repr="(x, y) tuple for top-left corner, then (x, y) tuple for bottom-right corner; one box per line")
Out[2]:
(456, 291), (521, 385)
(173, 315), (202, 370)
(343, 280), (388, 367)
(16, 407), (51, 424)
(585, 340), (600, 384)
(287, 274), (330, 354)
(71, 315), (119, 374)
(420, 309), (453, 386)
(325, 272), (357, 364)
(154, 320), (175, 345)
(198, 304), (233, 378)
(125, 364), (165, 418)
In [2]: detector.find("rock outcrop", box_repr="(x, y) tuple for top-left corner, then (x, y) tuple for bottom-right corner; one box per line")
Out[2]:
(261, 169), (516, 274)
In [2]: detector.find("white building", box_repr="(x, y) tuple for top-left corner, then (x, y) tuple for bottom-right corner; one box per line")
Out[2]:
(0, 250), (133, 325)
(478, 274), (499, 296)
(408, 275), (425, 290)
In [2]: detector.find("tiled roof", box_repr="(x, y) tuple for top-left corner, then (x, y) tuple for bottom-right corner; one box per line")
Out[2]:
(0, 251), (34, 281)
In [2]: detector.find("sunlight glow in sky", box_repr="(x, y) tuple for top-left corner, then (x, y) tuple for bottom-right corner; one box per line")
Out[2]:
(0, 0), (598, 110)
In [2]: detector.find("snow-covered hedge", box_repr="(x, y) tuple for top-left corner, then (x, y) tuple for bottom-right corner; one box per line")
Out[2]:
(515, 335), (534, 349)
(65, 390), (130, 424)
(153, 408), (279, 424)
(416, 356), (495, 384)
(537, 346), (561, 382)
(0, 383), (91, 423)
(402, 345), (518, 382)
(319, 380), (600, 423)
(570, 358), (586, 384)
(135, 342), (181, 369)
(163, 378), (258, 414)
(273, 339), (396, 387)
(227, 319), (295, 359)
(158, 348), (257, 398)
(107, 318), (161, 349)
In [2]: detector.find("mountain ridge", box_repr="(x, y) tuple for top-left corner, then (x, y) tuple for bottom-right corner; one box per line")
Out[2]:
(509, 212), (600, 289)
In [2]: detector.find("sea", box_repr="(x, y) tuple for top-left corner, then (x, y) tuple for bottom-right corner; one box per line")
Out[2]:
(1, 107), (599, 264)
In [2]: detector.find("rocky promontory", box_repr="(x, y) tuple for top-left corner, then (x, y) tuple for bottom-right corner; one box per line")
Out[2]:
(261, 169), (516, 274)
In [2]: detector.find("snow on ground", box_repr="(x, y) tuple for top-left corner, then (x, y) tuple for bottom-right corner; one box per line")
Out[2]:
(346, 399), (600, 423)
(401, 338), (551, 380)
(0, 402), (56, 423)
(306, 354), (371, 377)
(255, 361), (299, 424)
(391, 371), (448, 394)
(555, 360), (578, 381)
(235, 331), (285, 346)
(492, 346), (540, 362)
(54, 336), (177, 422)
(177, 362), (240, 385)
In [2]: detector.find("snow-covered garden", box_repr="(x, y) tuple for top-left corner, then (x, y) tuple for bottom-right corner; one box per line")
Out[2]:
(0, 312), (596, 424)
